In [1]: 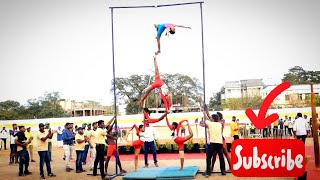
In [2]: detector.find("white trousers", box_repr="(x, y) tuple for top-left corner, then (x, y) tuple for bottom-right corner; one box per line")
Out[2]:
(89, 147), (96, 169)
(63, 145), (74, 168)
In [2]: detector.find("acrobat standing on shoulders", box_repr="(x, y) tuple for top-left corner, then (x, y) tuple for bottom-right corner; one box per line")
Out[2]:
(154, 23), (191, 55)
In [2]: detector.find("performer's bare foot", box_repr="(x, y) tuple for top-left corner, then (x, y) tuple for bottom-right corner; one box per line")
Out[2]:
(155, 50), (160, 55)
(178, 168), (183, 171)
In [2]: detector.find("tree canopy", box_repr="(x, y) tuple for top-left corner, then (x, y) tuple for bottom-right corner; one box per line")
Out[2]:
(0, 92), (68, 120)
(282, 66), (320, 85)
(113, 73), (203, 114)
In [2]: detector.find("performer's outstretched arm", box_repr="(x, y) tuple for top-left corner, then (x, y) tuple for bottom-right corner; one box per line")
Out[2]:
(166, 117), (173, 131)
(130, 124), (139, 132)
(144, 110), (169, 123)
(158, 110), (169, 122)
(106, 114), (116, 127)
(174, 24), (191, 29)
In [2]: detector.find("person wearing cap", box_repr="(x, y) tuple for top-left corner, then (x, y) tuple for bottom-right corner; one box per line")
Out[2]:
(75, 127), (89, 173)
(93, 116), (116, 179)
(37, 123), (56, 179)
(81, 123), (89, 165)
(15, 125), (32, 176)
(44, 122), (53, 162)
(25, 127), (35, 162)
(62, 122), (76, 172)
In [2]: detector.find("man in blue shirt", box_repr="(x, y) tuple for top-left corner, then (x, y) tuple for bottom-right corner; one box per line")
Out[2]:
(62, 123), (75, 172)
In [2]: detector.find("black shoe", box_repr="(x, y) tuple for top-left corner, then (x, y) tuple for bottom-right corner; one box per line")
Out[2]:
(63, 158), (65, 160)
(202, 172), (211, 177)
(76, 170), (81, 173)
(40, 175), (45, 179)
(18, 173), (24, 176)
(24, 171), (32, 175)
(221, 172), (227, 176)
(48, 173), (56, 177)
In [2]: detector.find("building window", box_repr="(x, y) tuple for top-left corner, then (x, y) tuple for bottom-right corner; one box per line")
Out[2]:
(285, 95), (290, 101)
(298, 94), (303, 100)
(228, 89), (231, 93)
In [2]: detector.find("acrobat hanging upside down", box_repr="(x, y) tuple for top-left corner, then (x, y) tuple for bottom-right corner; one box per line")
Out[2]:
(154, 23), (191, 55)
(139, 55), (171, 110)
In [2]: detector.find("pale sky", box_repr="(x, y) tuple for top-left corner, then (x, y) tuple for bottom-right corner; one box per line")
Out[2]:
(0, 0), (319, 105)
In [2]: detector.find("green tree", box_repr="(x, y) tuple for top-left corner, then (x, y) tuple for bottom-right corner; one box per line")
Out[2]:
(208, 92), (222, 110)
(36, 92), (68, 118)
(112, 74), (151, 114)
(221, 96), (263, 110)
(113, 73), (203, 114)
(0, 100), (24, 120)
(282, 66), (320, 84)
(316, 95), (320, 106)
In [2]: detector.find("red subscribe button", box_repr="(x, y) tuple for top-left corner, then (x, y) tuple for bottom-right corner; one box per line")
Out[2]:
(231, 139), (305, 177)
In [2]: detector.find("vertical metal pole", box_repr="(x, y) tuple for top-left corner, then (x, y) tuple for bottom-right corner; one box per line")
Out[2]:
(310, 82), (319, 168)
(111, 7), (119, 175)
(200, 2), (209, 171)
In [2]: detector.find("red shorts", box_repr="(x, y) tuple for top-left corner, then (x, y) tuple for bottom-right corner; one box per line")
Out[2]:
(151, 75), (165, 90)
(132, 140), (144, 150)
(107, 144), (116, 157)
(174, 137), (186, 150)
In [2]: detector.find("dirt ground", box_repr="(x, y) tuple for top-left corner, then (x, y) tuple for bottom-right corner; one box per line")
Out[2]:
(1, 139), (313, 180)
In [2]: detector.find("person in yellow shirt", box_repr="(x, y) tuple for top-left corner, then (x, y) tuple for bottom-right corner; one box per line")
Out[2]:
(273, 119), (279, 137)
(87, 122), (98, 171)
(75, 127), (89, 173)
(25, 127), (35, 162)
(82, 123), (90, 165)
(44, 122), (53, 162)
(230, 116), (239, 140)
(180, 125), (186, 137)
(93, 115), (116, 179)
(36, 123), (56, 179)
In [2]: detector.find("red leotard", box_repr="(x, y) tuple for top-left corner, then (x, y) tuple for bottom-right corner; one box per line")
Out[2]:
(150, 75), (171, 110)
(130, 121), (146, 150)
(151, 75), (165, 89)
(143, 111), (161, 123)
(166, 117), (188, 149)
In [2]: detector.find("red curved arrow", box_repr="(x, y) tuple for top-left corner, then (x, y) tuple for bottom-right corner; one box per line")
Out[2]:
(245, 82), (291, 129)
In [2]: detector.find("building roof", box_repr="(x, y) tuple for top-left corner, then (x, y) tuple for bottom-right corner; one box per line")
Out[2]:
(240, 79), (265, 88)
(287, 84), (320, 94)
(223, 81), (241, 88)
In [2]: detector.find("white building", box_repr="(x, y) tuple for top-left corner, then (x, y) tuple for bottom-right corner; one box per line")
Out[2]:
(221, 79), (265, 100)
(262, 84), (320, 108)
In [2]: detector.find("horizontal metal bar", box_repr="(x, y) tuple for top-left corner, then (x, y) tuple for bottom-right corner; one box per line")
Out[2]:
(109, 1), (204, 9)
